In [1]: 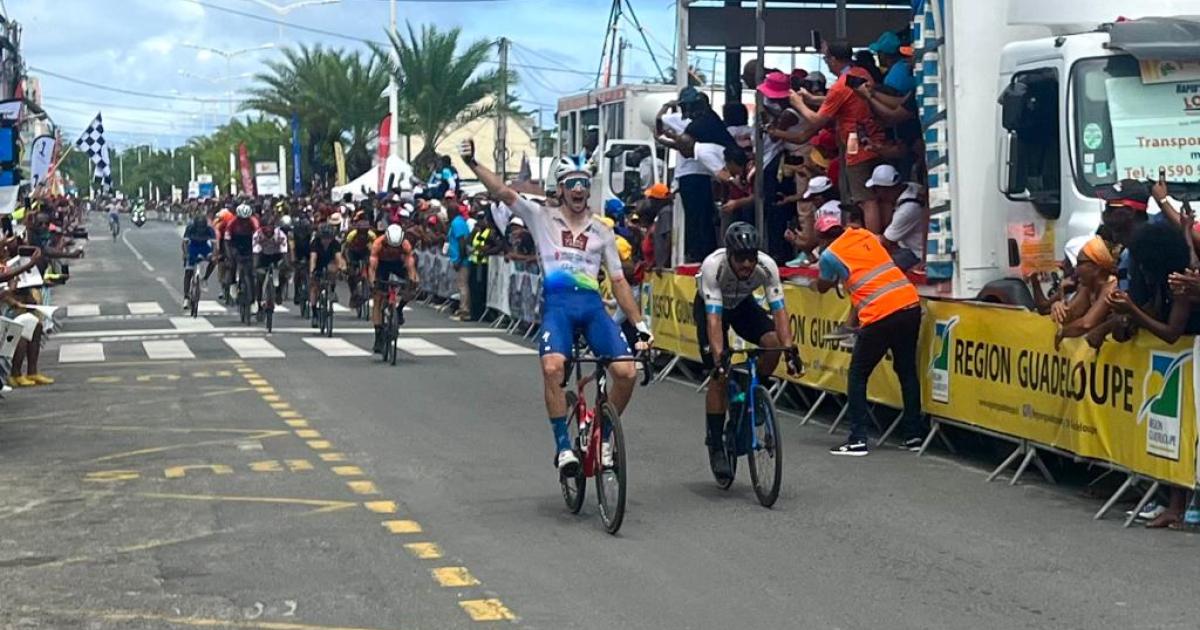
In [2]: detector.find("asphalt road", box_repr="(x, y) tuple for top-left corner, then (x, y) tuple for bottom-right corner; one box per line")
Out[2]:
(1, 214), (1197, 630)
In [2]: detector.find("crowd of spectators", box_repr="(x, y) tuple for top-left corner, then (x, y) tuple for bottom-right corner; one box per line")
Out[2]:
(647, 30), (927, 273)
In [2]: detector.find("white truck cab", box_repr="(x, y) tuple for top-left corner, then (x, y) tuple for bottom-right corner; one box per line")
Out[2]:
(926, 0), (1200, 303)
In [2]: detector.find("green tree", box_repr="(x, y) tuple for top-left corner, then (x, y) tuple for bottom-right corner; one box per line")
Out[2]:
(371, 23), (516, 176)
(243, 45), (388, 187)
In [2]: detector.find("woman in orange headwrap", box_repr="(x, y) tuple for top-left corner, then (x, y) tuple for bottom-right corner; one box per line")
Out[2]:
(1053, 235), (1118, 349)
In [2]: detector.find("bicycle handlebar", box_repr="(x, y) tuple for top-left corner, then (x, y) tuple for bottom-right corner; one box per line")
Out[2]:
(560, 352), (656, 388)
(719, 345), (804, 377)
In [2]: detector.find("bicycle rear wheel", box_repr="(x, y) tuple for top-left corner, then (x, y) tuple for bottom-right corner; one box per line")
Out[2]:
(325, 294), (334, 337)
(595, 402), (627, 534)
(265, 275), (275, 333)
(559, 391), (587, 514)
(746, 384), (782, 508)
(189, 277), (200, 318)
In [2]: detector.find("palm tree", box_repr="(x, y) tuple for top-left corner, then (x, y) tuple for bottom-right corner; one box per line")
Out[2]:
(371, 23), (515, 175)
(243, 45), (389, 187)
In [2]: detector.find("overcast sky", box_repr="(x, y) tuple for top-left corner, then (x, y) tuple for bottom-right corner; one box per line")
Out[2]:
(9, 0), (688, 149)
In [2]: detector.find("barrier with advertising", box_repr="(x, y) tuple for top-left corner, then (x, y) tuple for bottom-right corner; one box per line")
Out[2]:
(648, 270), (1199, 487)
(924, 300), (1197, 487)
(486, 255), (512, 317)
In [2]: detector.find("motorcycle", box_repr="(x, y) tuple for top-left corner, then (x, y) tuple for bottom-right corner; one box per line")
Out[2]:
(132, 208), (147, 228)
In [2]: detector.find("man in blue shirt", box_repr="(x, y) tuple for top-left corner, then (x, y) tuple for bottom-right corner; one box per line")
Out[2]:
(446, 201), (473, 320)
(868, 31), (915, 94)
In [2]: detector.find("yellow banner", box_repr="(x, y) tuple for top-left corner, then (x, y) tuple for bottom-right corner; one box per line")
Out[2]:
(649, 270), (1198, 486)
(333, 142), (348, 187)
(924, 300), (1197, 487)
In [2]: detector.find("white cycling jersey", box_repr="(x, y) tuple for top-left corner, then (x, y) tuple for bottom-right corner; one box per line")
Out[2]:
(492, 197), (622, 294)
(698, 248), (786, 313)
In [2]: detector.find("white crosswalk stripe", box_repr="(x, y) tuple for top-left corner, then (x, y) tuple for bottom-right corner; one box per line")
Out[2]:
(394, 338), (455, 357)
(460, 336), (538, 355)
(59, 342), (105, 363)
(197, 300), (227, 314)
(127, 302), (164, 315)
(68, 304), (101, 317)
(170, 316), (214, 331)
(303, 337), (370, 357)
(142, 339), (195, 360)
(222, 337), (285, 358)
(332, 303), (351, 313)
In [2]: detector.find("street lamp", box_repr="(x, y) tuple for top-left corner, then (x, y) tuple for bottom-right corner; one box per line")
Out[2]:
(180, 43), (275, 119)
(243, 0), (343, 40)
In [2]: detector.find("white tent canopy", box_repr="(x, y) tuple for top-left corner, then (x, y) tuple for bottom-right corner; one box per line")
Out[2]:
(330, 156), (415, 201)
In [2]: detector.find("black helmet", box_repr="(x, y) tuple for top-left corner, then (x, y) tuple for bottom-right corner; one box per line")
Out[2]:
(724, 222), (758, 256)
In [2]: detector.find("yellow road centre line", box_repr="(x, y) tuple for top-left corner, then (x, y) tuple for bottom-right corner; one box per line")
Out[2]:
(363, 501), (397, 514)
(404, 542), (443, 559)
(458, 599), (516, 622)
(382, 520), (422, 534)
(285, 419), (310, 428)
(331, 466), (363, 477)
(346, 480), (379, 495)
(294, 429), (321, 439)
(319, 452), (346, 462)
(306, 440), (332, 450)
(431, 566), (479, 587)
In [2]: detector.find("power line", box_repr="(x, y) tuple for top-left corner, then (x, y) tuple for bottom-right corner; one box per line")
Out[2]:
(30, 67), (241, 103)
(181, 0), (386, 45)
(43, 96), (218, 116)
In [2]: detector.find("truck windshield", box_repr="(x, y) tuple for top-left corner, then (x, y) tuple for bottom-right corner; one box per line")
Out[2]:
(1073, 55), (1200, 195)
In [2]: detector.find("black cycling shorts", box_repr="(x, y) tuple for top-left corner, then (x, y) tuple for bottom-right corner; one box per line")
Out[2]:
(692, 294), (774, 370)
(256, 253), (283, 269)
(374, 261), (407, 288)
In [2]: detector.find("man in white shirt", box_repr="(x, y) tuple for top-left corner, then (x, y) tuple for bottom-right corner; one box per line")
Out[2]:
(867, 164), (925, 271)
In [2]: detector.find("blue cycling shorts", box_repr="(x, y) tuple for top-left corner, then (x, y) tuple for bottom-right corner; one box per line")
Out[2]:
(539, 288), (631, 358)
(186, 241), (213, 268)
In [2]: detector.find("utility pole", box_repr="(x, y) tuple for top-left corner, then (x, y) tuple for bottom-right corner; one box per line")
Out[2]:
(119, 153), (125, 187)
(616, 37), (626, 85)
(496, 37), (509, 181)
(388, 0), (401, 161)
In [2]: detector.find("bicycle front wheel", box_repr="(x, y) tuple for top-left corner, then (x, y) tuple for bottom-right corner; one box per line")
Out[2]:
(595, 402), (627, 534)
(746, 384), (782, 508)
(559, 391), (586, 514)
(388, 308), (399, 366)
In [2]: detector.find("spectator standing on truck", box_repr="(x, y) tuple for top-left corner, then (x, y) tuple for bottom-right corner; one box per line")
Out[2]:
(867, 164), (925, 271)
(814, 212), (923, 456)
(790, 40), (888, 234)
(757, 71), (805, 263)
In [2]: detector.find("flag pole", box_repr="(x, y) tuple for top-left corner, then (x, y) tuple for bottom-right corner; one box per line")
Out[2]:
(31, 141), (77, 196)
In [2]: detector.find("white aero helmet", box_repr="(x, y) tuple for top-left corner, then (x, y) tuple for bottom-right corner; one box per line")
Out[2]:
(553, 153), (590, 185)
(385, 224), (405, 247)
(235, 203), (253, 219)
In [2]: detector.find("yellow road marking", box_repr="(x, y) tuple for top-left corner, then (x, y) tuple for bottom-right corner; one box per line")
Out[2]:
(294, 429), (321, 439)
(134, 492), (357, 514)
(279, 411), (301, 419)
(306, 440), (331, 450)
(346, 480), (378, 495)
(404, 542), (443, 559)
(89, 429), (289, 463)
(382, 520), (422, 534)
(285, 419), (309, 428)
(270, 402), (292, 410)
(458, 599), (516, 622)
(246, 379), (269, 386)
(330, 466), (362, 477)
(363, 501), (396, 514)
(249, 460), (284, 473)
(319, 453), (346, 462)
(285, 460), (314, 472)
(261, 394), (281, 402)
(84, 470), (140, 482)
(164, 464), (233, 479)
(18, 606), (396, 630)
(254, 386), (275, 394)
(432, 566), (479, 587)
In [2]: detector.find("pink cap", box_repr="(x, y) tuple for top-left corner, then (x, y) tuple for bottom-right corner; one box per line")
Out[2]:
(815, 213), (842, 234)
(757, 71), (790, 99)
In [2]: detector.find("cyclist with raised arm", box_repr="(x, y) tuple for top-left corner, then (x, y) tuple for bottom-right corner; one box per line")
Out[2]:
(695, 222), (801, 481)
(459, 139), (653, 475)
(368, 224), (419, 353)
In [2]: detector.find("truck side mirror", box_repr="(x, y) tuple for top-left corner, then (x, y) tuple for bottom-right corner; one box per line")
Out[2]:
(999, 82), (1029, 133)
(999, 130), (1028, 197)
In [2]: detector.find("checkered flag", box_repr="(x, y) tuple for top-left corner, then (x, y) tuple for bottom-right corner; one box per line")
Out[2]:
(74, 112), (112, 190)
